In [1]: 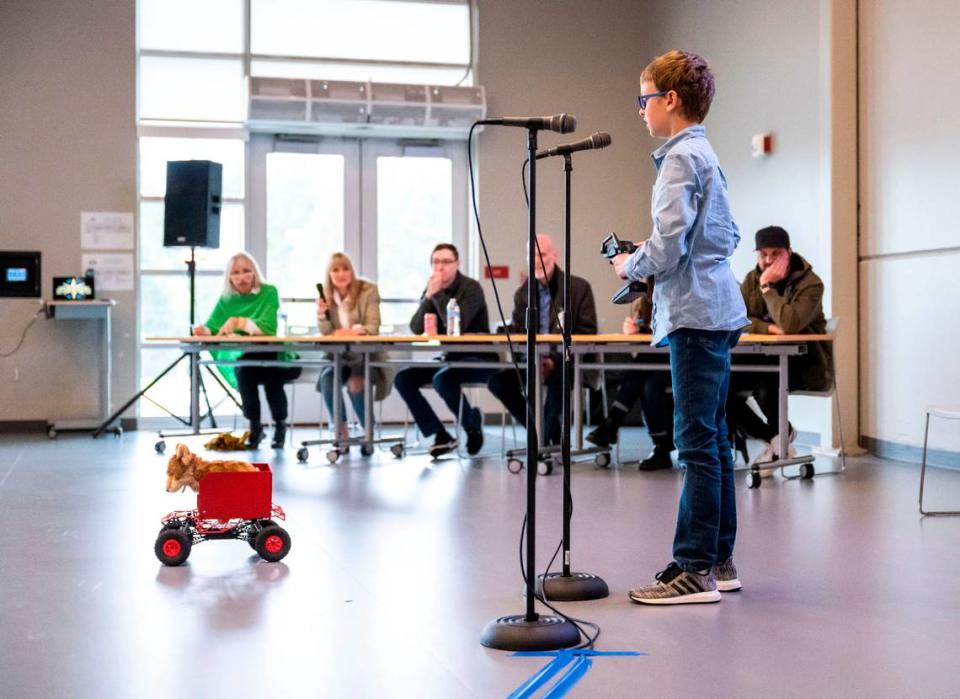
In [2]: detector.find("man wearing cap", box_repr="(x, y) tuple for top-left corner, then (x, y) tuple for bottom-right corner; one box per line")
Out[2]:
(728, 226), (833, 467)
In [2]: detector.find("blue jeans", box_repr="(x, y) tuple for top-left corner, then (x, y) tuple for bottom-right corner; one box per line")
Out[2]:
(393, 358), (495, 437)
(668, 328), (741, 572)
(317, 365), (365, 425)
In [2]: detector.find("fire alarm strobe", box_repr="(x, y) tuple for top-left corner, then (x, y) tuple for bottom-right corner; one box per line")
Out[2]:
(751, 133), (773, 158)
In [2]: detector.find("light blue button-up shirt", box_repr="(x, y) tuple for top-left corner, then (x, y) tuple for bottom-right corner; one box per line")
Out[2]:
(624, 125), (748, 345)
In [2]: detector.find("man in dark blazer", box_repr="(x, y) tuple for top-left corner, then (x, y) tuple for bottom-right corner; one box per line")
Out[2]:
(487, 234), (598, 446)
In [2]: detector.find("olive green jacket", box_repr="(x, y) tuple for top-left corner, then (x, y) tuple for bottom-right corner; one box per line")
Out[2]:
(741, 254), (833, 391)
(317, 280), (393, 401)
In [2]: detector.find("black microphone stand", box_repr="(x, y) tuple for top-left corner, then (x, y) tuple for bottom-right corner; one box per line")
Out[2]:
(535, 154), (609, 601)
(481, 128), (579, 652)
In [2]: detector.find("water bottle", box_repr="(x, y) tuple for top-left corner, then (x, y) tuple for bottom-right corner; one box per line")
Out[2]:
(446, 298), (461, 336)
(277, 310), (288, 337)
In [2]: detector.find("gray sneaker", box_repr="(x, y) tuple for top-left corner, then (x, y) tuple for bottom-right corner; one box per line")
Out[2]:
(628, 562), (721, 605)
(713, 557), (742, 592)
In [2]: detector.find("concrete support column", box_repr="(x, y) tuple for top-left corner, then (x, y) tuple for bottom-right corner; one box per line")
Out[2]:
(818, 0), (864, 454)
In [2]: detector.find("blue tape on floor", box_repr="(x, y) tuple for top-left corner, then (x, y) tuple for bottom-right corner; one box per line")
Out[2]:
(507, 654), (576, 699)
(509, 650), (644, 698)
(541, 655), (592, 698)
(514, 650), (643, 657)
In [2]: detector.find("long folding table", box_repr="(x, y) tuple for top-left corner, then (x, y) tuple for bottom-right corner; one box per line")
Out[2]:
(149, 332), (832, 480)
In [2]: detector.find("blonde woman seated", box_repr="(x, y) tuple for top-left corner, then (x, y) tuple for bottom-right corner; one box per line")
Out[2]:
(316, 252), (392, 445)
(193, 252), (300, 448)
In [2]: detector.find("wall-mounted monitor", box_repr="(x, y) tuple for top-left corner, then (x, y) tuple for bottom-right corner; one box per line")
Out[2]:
(0, 251), (41, 297)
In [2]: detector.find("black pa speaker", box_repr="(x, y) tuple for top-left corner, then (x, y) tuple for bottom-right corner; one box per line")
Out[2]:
(163, 160), (222, 248)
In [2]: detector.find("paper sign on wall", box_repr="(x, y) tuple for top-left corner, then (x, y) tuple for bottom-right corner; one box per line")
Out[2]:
(81, 211), (134, 250)
(81, 253), (134, 291)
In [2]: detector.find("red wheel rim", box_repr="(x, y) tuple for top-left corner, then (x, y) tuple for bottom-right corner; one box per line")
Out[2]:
(162, 539), (182, 557)
(264, 534), (283, 554)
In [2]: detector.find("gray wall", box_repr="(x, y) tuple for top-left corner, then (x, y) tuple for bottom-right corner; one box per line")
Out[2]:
(643, 1), (824, 280)
(474, 0), (650, 333)
(0, 0), (137, 422)
(612, 0), (839, 441)
(859, 1), (960, 453)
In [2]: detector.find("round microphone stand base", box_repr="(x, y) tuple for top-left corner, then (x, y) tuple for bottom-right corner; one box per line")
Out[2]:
(480, 613), (580, 652)
(536, 571), (610, 601)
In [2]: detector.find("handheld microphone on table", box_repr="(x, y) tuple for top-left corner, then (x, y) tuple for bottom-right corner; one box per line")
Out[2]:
(535, 131), (612, 159)
(315, 282), (329, 318)
(477, 113), (577, 133)
(600, 232), (648, 304)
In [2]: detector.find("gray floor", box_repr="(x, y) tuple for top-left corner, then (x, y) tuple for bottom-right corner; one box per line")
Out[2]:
(1, 429), (958, 698)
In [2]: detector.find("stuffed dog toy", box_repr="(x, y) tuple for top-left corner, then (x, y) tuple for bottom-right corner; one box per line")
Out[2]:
(204, 431), (252, 451)
(166, 443), (258, 493)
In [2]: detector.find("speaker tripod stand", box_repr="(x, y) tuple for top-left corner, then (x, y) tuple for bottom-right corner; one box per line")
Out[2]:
(93, 247), (242, 447)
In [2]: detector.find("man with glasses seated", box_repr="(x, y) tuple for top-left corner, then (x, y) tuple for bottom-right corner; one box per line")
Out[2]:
(394, 243), (494, 458)
(487, 234), (598, 447)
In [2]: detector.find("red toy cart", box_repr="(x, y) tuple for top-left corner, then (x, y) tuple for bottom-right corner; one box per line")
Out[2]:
(154, 463), (291, 566)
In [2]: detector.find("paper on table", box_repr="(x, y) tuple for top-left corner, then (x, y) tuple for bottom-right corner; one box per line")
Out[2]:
(81, 252), (134, 291)
(81, 211), (134, 250)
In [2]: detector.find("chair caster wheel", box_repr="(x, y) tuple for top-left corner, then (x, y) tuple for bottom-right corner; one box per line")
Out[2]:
(155, 440), (166, 454)
(799, 463), (815, 479)
(360, 443), (374, 457)
(114, 427), (123, 438)
(507, 458), (523, 474)
(296, 447), (309, 463)
(537, 459), (554, 476)
(746, 471), (761, 489)
(595, 451), (611, 468)
(326, 449), (340, 464)
(390, 443), (404, 458)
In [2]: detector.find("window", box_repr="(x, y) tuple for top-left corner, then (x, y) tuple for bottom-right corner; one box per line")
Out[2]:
(266, 152), (347, 300)
(136, 1), (473, 425)
(139, 57), (245, 123)
(250, 0), (470, 65)
(376, 156), (453, 325)
(139, 0), (244, 53)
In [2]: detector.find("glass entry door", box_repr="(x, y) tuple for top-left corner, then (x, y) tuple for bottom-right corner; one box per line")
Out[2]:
(248, 134), (360, 331)
(362, 139), (467, 328)
(249, 134), (466, 333)
(246, 134), (467, 425)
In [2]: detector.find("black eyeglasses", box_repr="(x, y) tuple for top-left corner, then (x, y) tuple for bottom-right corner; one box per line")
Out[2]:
(637, 91), (668, 110)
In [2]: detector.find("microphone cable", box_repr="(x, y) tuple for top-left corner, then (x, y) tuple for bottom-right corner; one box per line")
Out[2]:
(468, 122), (602, 650)
(0, 306), (46, 358)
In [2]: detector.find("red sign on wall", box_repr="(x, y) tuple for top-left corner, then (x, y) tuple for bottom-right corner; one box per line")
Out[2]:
(484, 265), (509, 279)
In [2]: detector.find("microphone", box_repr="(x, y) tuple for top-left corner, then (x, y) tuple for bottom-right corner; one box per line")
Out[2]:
(535, 131), (612, 159)
(478, 114), (577, 133)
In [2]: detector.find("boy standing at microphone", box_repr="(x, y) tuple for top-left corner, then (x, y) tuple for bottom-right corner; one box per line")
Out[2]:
(612, 50), (748, 604)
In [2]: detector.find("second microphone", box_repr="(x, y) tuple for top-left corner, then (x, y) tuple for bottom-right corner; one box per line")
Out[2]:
(535, 132), (612, 160)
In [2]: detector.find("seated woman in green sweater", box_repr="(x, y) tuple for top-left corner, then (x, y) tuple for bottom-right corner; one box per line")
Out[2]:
(192, 252), (300, 448)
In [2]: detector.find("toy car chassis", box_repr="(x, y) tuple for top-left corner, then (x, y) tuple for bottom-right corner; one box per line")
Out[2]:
(154, 463), (291, 566)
